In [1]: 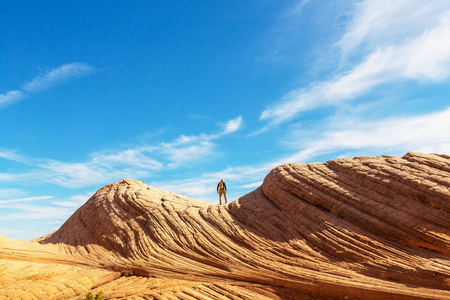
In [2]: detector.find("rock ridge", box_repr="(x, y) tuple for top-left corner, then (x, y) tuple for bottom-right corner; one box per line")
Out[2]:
(1, 152), (449, 299)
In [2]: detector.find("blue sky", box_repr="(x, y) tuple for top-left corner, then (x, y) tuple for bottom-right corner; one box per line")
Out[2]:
(1, 0), (450, 240)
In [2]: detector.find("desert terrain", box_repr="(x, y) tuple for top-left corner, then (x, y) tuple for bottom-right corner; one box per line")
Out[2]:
(1, 152), (449, 299)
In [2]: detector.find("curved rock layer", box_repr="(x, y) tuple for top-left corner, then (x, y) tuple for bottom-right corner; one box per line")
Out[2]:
(1, 152), (450, 299)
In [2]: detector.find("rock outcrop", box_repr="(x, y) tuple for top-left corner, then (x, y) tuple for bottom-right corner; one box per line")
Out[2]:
(1, 152), (449, 299)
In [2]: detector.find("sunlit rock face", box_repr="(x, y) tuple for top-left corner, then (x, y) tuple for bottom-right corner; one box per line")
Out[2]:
(1, 152), (450, 299)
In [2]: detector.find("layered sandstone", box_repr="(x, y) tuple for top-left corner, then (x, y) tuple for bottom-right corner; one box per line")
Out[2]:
(1, 152), (449, 299)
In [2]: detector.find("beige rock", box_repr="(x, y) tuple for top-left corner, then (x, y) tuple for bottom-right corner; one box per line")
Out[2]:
(1, 152), (449, 299)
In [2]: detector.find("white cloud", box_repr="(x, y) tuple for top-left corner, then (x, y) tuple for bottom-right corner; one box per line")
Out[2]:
(325, 108), (450, 153)
(260, 3), (450, 126)
(92, 125), (225, 173)
(0, 62), (95, 110)
(0, 228), (46, 239)
(0, 196), (53, 204)
(280, 107), (450, 164)
(288, 0), (312, 16)
(158, 115), (242, 168)
(169, 116), (242, 142)
(46, 220), (64, 225)
(0, 228), (31, 235)
(0, 148), (30, 163)
(1, 116), (243, 189)
(171, 135), (199, 145)
(0, 188), (26, 199)
(338, 0), (450, 57)
(155, 178), (216, 200)
(0, 173), (16, 181)
(38, 161), (110, 188)
(36, 160), (151, 188)
(164, 141), (216, 168)
(92, 148), (163, 170)
(52, 192), (93, 208)
(0, 205), (74, 221)
(22, 62), (95, 93)
(221, 116), (243, 135)
(91, 123), (227, 172)
(239, 181), (263, 189)
(0, 191), (98, 225)
(0, 90), (25, 108)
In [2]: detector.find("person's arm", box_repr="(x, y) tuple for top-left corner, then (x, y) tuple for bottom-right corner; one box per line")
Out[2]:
(217, 183), (220, 192)
(223, 182), (227, 191)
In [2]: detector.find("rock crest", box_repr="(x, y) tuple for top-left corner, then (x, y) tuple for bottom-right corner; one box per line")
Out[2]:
(1, 152), (450, 299)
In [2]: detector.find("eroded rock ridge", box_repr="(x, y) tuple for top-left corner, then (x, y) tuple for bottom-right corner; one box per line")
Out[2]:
(1, 152), (449, 299)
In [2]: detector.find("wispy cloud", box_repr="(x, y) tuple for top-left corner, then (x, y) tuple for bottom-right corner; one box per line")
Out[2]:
(221, 116), (243, 135)
(0, 192), (93, 224)
(2, 116), (243, 189)
(338, 0), (450, 57)
(39, 116), (242, 189)
(186, 115), (244, 140)
(92, 148), (163, 170)
(0, 90), (25, 108)
(280, 107), (450, 164)
(0, 148), (30, 163)
(0, 188), (26, 199)
(51, 192), (93, 208)
(260, 1), (450, 126)
(0, 173), (16, 181)
(38, 161), (114, 188)
(0, 62), (95, 109)
(0, 192), (97, 240)
(22, 62), (95, 93)
(159, 115), (242, 168)
(0, 204), (74, 221)
(239, 181), (263, 189)
(92, 116), (242, 171)
(163, 141), (216, 168)
(0, 196), (53, 204)
(35, 159), (151, 188)
(288, 0), (312, 16)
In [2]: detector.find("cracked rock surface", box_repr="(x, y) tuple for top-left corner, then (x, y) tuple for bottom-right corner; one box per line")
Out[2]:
(1, 152), (449, 299)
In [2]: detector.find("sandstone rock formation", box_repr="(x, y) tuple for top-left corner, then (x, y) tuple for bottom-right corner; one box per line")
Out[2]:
(1, 152), (449, 299)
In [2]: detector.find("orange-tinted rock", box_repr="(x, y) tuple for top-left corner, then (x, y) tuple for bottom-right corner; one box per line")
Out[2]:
(1, 152), (449, 299)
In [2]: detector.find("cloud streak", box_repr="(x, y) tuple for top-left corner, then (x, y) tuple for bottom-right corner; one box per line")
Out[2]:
(260, 1), (450, 126)
(281, 107), (450, 164)
(0, 196), (53, 204)
(221, 116), (243, 135)
(338, 0), (450, 57)
(22, 62), (95, 93)
(0, 91), (25, 108)
(0, 148), (30, 164)
(0, 62), (95, 109)
(1, 116), (243, 189)
(0, 204), (74, 221)
(158, 115), (242, 168)
(51, 192), (93, 208)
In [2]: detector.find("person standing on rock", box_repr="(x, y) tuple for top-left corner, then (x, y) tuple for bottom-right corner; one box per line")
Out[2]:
(217, 179), (228, 205)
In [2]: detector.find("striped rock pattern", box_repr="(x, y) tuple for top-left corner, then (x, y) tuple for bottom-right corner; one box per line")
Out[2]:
(1, 152), (449, 299)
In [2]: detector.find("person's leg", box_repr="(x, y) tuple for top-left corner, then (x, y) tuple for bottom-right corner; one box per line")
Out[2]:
(224, 191), (228, 203)
(219, 191), (223, 205)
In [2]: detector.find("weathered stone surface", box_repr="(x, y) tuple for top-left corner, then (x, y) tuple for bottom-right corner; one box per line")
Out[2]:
(1, 152), (449, 299)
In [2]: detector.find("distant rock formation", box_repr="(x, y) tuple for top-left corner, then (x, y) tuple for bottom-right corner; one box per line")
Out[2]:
(1, 152), (449, 299)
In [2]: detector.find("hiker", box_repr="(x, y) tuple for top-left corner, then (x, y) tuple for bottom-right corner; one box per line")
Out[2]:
(217, 179), (228, 204)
